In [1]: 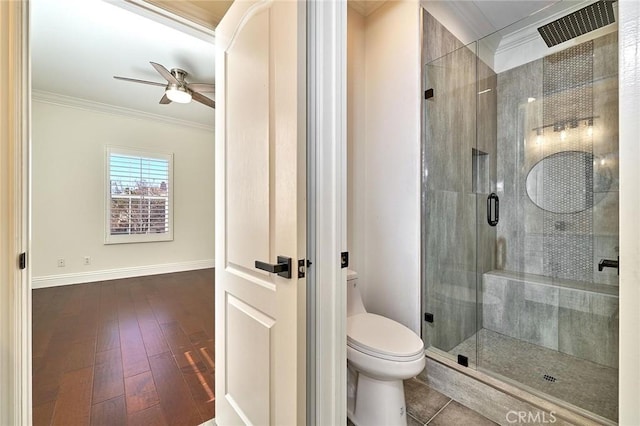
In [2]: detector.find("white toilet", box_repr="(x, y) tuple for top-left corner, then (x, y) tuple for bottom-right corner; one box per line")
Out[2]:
(346, 270), (426, 426)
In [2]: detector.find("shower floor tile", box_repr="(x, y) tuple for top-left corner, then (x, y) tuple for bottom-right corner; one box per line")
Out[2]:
(450, 329), (618, 422)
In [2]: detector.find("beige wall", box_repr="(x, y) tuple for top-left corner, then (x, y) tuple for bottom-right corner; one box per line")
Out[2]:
(347, 6), (365, 278)
(347, 0), (422, 333)
(31, 99), (215, 286)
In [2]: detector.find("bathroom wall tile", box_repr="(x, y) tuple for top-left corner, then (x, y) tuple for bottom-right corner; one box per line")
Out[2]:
(558, 288), (619, 368)
(404, 378), (450, 424)
(424, 12), (465, 64)
(477, 61), (497, 164)
(428, 401), (498, 426)
(593, 77), (619, 192)
(594, 235), (619, 258)
(593, 191), (619, 236)
(496, 59), (542, 275)
(593, 32), (618, 80)
(519, 282), (558, 350)
(542, 42), (593, 95)
(523, 234), (544, 275)
(424, 45), (476, 194)
(482, 274), (524, 339)
(523, 202), (544, 235)
(425, 267), (477, 352)
(424, 190), (478, 351)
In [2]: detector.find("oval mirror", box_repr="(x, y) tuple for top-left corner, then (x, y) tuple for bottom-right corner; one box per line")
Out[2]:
(526, 150), (610, 214)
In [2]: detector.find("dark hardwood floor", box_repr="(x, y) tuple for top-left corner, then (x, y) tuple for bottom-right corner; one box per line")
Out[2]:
(32, 269), (214, 426)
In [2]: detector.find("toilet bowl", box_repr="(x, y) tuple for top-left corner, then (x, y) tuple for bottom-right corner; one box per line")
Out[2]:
(346, 270), (425, 426)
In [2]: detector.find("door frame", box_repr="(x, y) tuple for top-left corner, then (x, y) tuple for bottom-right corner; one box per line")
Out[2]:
(0, 1), (31, 424)
(306, 0), (347, 424)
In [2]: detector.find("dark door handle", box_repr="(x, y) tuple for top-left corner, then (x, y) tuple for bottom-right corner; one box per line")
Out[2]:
(487, 193), (499, 227)
(255, 256), (292, 279)
(598, 257), (619, 275)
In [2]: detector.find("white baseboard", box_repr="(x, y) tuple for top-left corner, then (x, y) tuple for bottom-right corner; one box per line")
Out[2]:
(32, 259), (215, 289)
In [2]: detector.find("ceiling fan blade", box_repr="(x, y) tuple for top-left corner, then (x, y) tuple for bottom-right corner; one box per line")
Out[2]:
(150, 62), (179, 85)
(187, 83), (215, 93)
(159, 94), (171, 105)
(192, 91), (215, 109)
(114, 76), (166, 87)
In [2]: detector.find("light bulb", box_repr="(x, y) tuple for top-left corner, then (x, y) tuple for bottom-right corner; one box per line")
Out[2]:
(560, 130), (567, 141)
(587, 126), (593, 137)
(165, 86), (192, 104)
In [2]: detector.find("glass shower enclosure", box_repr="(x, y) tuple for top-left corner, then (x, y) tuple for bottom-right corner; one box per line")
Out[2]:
(421, 4), (619, 423)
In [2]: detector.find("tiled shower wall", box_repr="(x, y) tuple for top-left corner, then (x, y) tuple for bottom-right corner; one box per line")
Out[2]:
(496, 32), (619, 286)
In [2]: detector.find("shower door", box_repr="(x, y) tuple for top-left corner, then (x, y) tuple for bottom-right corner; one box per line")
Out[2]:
(473, 31), (620, 422)
(421, 42), (484, 366)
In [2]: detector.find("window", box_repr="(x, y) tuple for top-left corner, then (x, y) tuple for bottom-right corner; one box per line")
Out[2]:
(105, 147), (173, 244)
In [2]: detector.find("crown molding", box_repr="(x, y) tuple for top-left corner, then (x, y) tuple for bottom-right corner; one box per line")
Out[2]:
(493, 0), (618, 73)
(496, 1), (592, 55)
(348, 0), (386, 17)
(115, 0), (217, 42)
(32, 90), (214, 132)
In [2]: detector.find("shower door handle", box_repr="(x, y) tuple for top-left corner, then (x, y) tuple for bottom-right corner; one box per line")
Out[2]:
(487, 193), (499, 227)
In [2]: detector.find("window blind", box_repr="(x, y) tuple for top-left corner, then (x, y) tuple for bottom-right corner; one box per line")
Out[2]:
(106, 147), (173, 243)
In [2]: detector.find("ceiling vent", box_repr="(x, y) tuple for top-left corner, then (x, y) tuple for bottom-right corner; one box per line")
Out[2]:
(537, 0), (616, 47)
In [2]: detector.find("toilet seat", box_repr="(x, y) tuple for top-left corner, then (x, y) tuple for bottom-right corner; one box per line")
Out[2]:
(347, 313), (424, 362)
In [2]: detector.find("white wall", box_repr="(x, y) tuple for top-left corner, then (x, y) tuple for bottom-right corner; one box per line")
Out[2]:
(347, 6), (365, 275)
(32, 97), (215, 287)
(348, 0), (421, 333)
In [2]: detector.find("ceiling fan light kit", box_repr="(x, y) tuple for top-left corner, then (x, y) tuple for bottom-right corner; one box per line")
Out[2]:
(166, 84), (192, 103)
(114, 62), (215, 108)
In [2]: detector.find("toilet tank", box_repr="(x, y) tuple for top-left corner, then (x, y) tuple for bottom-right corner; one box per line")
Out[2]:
(347, 269), (366, 316)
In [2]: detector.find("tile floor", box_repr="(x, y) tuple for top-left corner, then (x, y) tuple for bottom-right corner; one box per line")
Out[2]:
(450, 328), (618, 422)
(403, 378), (497, 425)
(347, 378), (497, 426)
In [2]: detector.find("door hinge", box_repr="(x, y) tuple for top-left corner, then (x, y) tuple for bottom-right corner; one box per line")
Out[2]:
(424, 312), (434, 323)
(341, 252), (349, 268)
(18, 252), (26, 270)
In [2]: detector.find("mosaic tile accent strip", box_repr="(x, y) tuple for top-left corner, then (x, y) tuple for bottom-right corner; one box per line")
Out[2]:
(542, 42), (594, 281)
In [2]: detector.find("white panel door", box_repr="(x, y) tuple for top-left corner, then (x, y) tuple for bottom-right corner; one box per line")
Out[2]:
(214, 0), (306, 425)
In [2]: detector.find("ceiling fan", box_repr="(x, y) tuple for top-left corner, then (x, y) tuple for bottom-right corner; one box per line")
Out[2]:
(114, 62), (215, 108)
